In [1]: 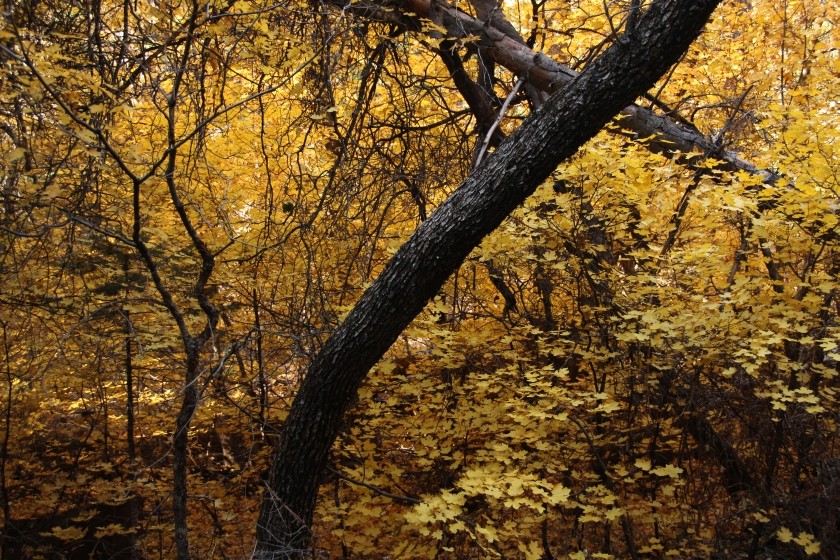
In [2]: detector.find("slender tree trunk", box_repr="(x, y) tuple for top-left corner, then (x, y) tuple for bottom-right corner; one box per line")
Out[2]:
(255, 0), (721, 556)
(123, 310), (140, 559)
(173, 349), (200, 560)
(0, 323), (13, 560)
(253, 288), (268, 431)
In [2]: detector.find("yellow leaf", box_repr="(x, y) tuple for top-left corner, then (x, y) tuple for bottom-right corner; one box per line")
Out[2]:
(378, 359), (396, 375)
(42, 526), (86, 541)
(507, 478), (525, 496)
(793, 532), (821, 556)
(776, 527), (793, 543)
(605, 507), (624, 520)
(546, 484), (571, 505)
(96, 523), (135, 537)
(651, 464), (683, 478)
(4, 147), (25, 163)
(635, 459), (651, 471)
(475, 524), (498, 543)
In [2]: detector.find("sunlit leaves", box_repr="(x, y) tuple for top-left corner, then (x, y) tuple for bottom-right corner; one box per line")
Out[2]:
(41, 525), (86, 542)
(778, 527), (822, 556)
(1, 0), (838, 557)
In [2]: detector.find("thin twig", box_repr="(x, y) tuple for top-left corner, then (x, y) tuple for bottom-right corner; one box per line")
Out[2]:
(328, 466), (421, 505)
(474, 77), (525, 168)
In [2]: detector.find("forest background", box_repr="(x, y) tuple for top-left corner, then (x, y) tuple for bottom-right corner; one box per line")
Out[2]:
(0, 0), (837, 558)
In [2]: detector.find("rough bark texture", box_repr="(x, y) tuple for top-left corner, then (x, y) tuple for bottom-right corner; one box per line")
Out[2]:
(255, 0), (721, 556)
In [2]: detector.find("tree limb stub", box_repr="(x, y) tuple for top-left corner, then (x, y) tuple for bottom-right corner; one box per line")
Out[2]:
(255, 0), (721, 556)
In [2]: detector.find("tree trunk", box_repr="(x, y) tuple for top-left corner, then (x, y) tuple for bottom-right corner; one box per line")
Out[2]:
(255, 0), (721, 556)
(173, 350), (200, 560)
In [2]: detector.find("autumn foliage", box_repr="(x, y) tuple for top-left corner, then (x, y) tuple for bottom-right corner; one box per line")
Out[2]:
(0, 0), (837, 558)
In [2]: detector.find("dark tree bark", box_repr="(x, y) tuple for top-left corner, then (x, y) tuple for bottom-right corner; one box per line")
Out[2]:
(255, 0), (721, 556)
(683, 413), (756, 497)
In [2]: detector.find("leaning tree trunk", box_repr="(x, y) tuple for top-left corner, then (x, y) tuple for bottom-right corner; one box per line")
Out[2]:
(255, 0), (721, 556)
